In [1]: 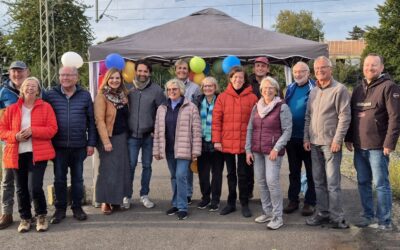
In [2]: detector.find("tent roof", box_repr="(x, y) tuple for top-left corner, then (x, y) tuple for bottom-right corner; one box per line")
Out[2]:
(88, 8), (328, 65)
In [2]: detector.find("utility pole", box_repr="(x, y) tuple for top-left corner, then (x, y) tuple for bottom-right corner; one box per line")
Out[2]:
(260, 0), (264, 29)
(39, 0), (57, 88)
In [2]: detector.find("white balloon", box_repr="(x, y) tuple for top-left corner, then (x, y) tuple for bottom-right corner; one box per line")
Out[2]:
(61, 51), (84, 68)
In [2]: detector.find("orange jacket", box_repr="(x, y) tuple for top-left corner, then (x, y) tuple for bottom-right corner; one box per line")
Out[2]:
(0, 98), (58, 168)
(212, 84), (258, 154)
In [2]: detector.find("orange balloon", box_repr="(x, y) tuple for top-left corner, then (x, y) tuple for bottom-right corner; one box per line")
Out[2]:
(98, 74), (104, 88)
(122, 61), (135, 83)
(193, 72), (205, 85)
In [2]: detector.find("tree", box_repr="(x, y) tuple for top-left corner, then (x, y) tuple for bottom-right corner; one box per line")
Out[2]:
(347, 25), (365, 40)
(363, 0), (400, 83)
(273, 10), (324, 41)
(4, 0), (93, 86)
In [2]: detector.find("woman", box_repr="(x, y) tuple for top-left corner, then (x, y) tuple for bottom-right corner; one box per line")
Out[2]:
(153, 78), (201, 220)
(245, 76), (292, 230)
(212, 66), (258, 218)
(194, 77), (224, 211)
(94, 68), (131, 215)
(0, 77), (57, 233)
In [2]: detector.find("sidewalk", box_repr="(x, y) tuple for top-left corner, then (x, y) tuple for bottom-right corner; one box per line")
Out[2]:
(0, 155), (399, 250)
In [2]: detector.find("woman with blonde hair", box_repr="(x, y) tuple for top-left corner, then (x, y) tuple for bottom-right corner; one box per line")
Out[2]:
(0, 77), (57, 233)
(94, 68), (131, 215)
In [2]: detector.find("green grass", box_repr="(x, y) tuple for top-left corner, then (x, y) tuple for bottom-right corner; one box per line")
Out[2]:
(341, 141), (400, 200)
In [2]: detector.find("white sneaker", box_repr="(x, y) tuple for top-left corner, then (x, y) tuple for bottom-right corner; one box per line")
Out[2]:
(36, 215), (48, 232)
(255, 214), (273, 223)
(122, 197), (131, 209)
(267, 217), (283, 230)
(140, 196), (155, 208)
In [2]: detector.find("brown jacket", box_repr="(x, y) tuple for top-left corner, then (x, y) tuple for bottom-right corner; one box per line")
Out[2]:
(345, 74), (400, 150)
(153, 98), (202, 160)
(94, 92), (117, 146)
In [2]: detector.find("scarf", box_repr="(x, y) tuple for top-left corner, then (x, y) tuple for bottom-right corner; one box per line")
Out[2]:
(200, 95), (216, 142)
(133, 77), (150, 90)
(103, 85), (126, 109)
(257, 96), (281, 118)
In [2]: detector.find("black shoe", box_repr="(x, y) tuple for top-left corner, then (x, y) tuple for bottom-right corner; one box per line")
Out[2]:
(50, 209), (66, 224)
(220, 205), (236, 215)
(187, 197), (192, 205)
(166, 207), (179, 215)
(283, 201), (299, 214)
(241, 205), (252, 218)
(197, 200), (210, 209)
(72, 207), (87, 221)
(330, 219), (350, 229)
(306, 213), (330, 226)
(208, 204), (219, 212)
(177, 211), (188, 220)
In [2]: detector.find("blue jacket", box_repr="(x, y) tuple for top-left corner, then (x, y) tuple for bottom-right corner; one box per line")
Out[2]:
(284, 79), (315, 103)
(0, 80), (19, 109)
(44, 84), (97, 148)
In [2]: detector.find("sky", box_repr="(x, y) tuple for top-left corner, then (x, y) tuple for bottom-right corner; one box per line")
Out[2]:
(0, 0), (385, 43)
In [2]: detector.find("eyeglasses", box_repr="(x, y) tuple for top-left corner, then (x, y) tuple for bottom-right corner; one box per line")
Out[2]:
(314, 66), (331, 71)
(167, 88), (179, 92)
(203, 84), (215, 88)
(59, 74), (77, 78)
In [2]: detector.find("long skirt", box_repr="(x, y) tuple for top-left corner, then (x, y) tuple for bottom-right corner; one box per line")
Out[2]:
(95, 132), (131, 205)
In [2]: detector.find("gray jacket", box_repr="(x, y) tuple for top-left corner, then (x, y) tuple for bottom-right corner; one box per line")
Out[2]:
(304, 79), (351, 146)
(128, 81), (166, 138)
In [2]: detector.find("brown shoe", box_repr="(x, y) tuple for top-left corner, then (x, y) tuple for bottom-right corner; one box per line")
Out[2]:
(283, 201), (299, 214)
(301, 203), (315, 216)
(101, 203), (112, 215)
(0, 214), (13, 229)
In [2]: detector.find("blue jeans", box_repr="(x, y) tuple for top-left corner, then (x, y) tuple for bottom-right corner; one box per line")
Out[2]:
(166, 152), (189, 212)
(128, 135), (153, 197)
(53, 147), (87, 210)
(354, 148), (392, 225)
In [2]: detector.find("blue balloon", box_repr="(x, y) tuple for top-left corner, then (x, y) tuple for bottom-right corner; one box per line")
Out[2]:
(105, 53), (125, 70)
(203, 63), (210, 75)
(222, 55), (241, 74)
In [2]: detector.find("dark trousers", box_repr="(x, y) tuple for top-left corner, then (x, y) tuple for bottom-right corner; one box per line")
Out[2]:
(14, 152), (47, 220)
(53, 147), (87, 210)
(197, 150), (224, 205)
(286, 139), (316, 206)
(224, 153), (252, 206)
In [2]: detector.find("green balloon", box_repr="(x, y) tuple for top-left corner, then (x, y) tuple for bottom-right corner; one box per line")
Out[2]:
(212, 59), (223, 74)
(190, 56), (206, 73)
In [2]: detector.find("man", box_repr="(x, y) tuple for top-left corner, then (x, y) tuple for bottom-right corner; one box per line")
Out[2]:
(174, 59), (201, 204)
(345, 54), (400, 231)
(248, 57), (271, 99)
(44, 66), (97, 224)
(303, 56), (351, 229)
(283, 61), (316, 216)
(0, 61), (29, 229)
(127, 60), (166, 209)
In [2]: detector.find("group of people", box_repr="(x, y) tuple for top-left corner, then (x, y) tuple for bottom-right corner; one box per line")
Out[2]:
(0, 52), (398, 233)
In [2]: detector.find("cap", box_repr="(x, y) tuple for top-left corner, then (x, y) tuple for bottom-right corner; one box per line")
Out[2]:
(9, 61), (27, 69)
(254, 57), (269, 65)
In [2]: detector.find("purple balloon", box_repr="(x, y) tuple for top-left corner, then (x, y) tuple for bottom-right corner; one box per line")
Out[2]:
(99, 60), (107, 75)
(105, 53), (125, 70)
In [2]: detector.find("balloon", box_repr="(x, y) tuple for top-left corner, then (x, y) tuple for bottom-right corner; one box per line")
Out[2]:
(105, 53), (125, 70)
(189, 56), (206, 73)
(99, 61), (107, 75)
(189, 71), (195, 81)
(203, 63), (210, 75)
(98, 74), (104, 88)
(222, 55), (241, 74)
(212, 59), (223, 74)
(61, 51), (84, 68)
(122, 61), (135, 83)
(193, 72), (205, 85)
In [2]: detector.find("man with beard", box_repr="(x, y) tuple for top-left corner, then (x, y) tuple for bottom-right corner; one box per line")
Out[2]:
(283, 62), (316, 216)
(126, 60), (166, 209)
(248, 57), (272, 99)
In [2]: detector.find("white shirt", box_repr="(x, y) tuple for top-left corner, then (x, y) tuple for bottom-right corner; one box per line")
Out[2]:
(18, 105), (33, 153)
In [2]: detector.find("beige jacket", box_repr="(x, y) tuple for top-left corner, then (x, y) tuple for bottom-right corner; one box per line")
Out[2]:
(304, 79), (351, 146)
(94, 92), (117, 146)
(153, 98), (202, 160)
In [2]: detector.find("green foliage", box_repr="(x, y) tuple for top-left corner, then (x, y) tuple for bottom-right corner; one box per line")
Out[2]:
(273, 10), (324, 41)
(333, 60), (362, 87)
(346, 25), (366, 40)
(363, 0), (400, 83)
(4, 0), (93, 87)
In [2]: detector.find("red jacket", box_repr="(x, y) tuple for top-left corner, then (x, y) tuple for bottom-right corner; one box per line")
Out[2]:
(212, 84), (258, 154)
(0, 98), (58, 169)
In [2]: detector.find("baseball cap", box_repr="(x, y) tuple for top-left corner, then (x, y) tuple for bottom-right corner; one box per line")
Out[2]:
(254, 57), (269, 65)
(9, 61), (27, 69)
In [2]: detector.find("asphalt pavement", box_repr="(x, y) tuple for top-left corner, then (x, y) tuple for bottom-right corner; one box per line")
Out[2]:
(0, 154), (399, 250)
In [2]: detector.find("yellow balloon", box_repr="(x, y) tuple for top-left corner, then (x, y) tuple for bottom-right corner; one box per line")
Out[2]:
(122, 61), (135, 83)
(193, 72), (205, 85)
